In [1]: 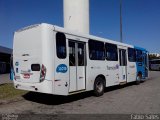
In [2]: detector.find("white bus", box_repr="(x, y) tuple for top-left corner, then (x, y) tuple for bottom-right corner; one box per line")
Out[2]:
(12, 23), (149, 96)
(149, 59), (160, 71)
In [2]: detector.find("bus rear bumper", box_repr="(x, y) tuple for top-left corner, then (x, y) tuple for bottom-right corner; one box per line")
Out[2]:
(13, 80), (53, 94)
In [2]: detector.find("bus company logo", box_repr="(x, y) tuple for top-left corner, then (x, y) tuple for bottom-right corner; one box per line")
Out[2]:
(15, 62), (19, 66)
(107, 64), (119, 70)
(21, 69), (31, 74)
(56, 64), (68, 73)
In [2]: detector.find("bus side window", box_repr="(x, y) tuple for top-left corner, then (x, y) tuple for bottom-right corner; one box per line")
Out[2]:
(56, 32), (67, 59)
(89, 40), (105, 60)
(128, 48), (136, 62)
(136, 50), (142, 62)
(105, 43), (118, 61)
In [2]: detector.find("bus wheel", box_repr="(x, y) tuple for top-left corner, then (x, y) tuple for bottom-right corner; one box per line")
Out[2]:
(94, 77), (105, 97)
(136, 73), (142, 85)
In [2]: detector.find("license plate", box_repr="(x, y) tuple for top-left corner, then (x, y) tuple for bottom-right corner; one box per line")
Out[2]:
(23, 74), (30, 79)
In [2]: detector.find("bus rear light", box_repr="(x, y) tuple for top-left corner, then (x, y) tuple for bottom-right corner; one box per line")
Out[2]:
(40, 64), (46, 82)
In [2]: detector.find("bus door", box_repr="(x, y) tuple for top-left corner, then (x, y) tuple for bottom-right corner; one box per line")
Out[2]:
(69, 40), (86, 92)
(119, 49), (127, 83)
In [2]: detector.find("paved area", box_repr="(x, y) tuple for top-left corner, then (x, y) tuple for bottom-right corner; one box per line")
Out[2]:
(0, 74), (12, 85)
(0, 71), (160, 114)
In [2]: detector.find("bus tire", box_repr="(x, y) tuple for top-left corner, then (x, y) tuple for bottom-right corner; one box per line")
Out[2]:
(136, 73), (142, 85)
(94, 77), (105, 97)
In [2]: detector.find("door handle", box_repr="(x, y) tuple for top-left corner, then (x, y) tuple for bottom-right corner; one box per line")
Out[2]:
(79, 77), (84, 79)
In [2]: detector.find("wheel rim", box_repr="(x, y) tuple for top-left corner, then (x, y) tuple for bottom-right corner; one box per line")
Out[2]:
(96, 81), (103, 93)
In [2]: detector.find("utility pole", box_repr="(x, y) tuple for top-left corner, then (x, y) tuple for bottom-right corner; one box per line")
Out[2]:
(120, 0), (123, 43)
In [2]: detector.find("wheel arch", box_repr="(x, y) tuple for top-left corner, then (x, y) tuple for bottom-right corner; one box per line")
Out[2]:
(95, 74), (106, 87)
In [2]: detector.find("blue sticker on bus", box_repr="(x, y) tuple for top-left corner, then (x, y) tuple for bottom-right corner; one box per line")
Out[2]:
(56, 64), (68, 73)
(10, 68), (14, 81)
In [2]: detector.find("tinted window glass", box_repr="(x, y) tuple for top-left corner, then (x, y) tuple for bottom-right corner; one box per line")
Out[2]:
(122, 50), (127, 66)
(128, 48), (136, 62)
(89, 40), (105, 60)
(78, 43), (85, 66)
(31, 64), (40, 71)
(105, 43), (118, 61)
(69, 41), (75, 66)
(154, 60), (160, 64)
(56, 32), (66, 59)
(119, 49), (127, 66)
(136, 50), (142, 62)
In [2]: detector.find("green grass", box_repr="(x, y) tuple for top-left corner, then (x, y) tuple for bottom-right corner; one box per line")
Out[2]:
(0, 83), (27, 100)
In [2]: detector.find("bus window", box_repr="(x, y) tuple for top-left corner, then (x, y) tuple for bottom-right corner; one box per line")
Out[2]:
(105, 43), (118, 61)
(157, 60), (160, 64)
(69, 41), (75, 66)
(128, 48), (136, 62)
(89, 40), (105, 60)
(149, 59), (160, 71)
(136, 50), (142, 62)
(56, 32), (66, 59)
(119, 49), (127, 66)
(78, 43), (85, 66)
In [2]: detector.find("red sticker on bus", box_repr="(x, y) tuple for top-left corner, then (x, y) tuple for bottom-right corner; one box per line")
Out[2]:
(23, 74), (30, 79)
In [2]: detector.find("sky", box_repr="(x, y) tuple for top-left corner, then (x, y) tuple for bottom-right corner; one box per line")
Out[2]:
(0, 0), (160, 53)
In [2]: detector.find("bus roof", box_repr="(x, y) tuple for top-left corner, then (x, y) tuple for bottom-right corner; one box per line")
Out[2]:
(15, 23), (147, 51)
(53, 24), (133, 48)
(134, 46), (147, 51)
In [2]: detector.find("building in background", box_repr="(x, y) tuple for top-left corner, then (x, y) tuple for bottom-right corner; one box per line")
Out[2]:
(0, 46), (12, 74)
